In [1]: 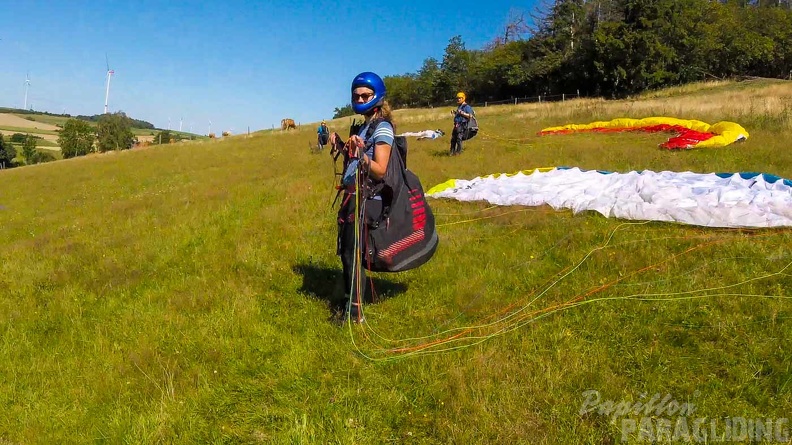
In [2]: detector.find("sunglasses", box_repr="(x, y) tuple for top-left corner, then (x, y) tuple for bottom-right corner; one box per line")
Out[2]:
(353, 92), (375, 101)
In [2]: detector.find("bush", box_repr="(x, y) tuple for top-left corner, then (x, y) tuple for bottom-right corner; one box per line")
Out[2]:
(0, 135), (17, 168)
(58, 119), (96, 158)
(10, 133), (42, 143)
(151, 130), (182, 145)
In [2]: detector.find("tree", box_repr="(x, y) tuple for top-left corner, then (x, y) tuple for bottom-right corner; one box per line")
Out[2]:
(59, 119), (96, 159)
(436, 36), (472, 100)
(489, 8), (531, 47)
(21, 134), (39, 165)
(324, 0), (792, 110)
(470, 41), (525, 99)
(416, 57), (442, 104)
(0, 134), (16, 169)
(97, 112), (135, 152)
(384, 74), (419, 108)
(151, 130), (180, 145)
(332, 104), (355, 119)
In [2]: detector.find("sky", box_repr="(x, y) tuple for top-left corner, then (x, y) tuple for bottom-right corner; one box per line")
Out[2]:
(0, 0), (539, 135)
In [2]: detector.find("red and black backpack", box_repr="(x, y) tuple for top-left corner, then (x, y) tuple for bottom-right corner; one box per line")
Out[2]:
(356, 118), (439, 272)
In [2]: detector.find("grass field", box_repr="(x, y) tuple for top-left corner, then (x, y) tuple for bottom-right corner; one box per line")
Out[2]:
(1, 79), (791, 444)
(0, 126), (60, 136)
(3, 113), (72, 127)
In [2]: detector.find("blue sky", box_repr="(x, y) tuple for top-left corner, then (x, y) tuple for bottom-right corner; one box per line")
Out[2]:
(0, 0), (538, 134)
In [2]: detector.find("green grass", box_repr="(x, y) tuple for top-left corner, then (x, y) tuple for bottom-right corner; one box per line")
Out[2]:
(133, 128), (209, 140)
(11, 113), (72, 127)
(0, 125), (60, 135)
(132, 128), (155, 136)
(634, 78), (789, 99)
(34, 139), (59, 148)
(1, 81), (791, 443)
(36, 148), (62, 160)
(6, 138), (58, 149)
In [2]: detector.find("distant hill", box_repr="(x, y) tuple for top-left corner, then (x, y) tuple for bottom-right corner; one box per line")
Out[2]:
(0, 107), (155, 130)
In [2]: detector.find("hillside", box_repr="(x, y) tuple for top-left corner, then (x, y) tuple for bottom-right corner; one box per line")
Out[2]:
(0, 79), (791, 443)
(0, 113), (61, 145)
(0, 110), (205, 152)
(0, 107), (155, 129)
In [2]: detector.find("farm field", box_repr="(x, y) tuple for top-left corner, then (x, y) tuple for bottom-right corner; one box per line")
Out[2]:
(0, 79), (791, 444)
(0, 112), (204, 153)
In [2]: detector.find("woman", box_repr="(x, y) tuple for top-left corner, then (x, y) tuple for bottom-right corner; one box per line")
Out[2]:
(333, 72), (394, 323)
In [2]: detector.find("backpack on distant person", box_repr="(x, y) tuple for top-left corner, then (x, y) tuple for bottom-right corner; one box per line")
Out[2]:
(461, 109), (479, 141)
(318, 125), (330, 145)
(355, 118), (439, 272)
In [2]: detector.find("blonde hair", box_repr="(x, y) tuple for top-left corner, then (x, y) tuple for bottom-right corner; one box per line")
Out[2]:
(373, 100), (394, 127)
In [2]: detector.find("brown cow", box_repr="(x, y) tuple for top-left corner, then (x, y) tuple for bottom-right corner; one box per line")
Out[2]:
(281, 118), (297, 131)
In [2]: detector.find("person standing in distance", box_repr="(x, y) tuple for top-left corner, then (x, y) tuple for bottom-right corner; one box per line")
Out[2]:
(449, 92), (473, 156)
(317, 120), (330, 150)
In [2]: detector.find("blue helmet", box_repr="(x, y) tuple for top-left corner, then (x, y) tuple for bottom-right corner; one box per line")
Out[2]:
(351, 72), (386, 115)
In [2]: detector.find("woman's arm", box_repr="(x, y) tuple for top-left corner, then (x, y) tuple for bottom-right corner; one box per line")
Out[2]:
(363, 142), (391, 180)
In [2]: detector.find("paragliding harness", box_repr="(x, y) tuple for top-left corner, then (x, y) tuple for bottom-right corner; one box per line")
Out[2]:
(333, 118), (439, 273)
(318, 125), (330, 147)
(460, 108), (479, 141)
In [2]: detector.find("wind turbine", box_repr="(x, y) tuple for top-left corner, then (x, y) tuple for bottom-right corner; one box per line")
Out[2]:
(23, 72), (31, 110)
(103, 54), (114, 114)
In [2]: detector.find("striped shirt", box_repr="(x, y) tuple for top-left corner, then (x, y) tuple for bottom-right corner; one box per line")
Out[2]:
(342, 120), (394, 189)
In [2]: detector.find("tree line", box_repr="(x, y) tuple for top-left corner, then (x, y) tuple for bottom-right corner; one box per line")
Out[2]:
(334, 0), (792, 117)
(74, 111), (155, 130)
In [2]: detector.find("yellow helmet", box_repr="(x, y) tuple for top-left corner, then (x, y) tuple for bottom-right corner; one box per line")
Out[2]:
(456, 92), (466, 101)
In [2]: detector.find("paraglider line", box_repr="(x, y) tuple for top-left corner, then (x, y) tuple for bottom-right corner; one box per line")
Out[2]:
(347, 224), (790, 361)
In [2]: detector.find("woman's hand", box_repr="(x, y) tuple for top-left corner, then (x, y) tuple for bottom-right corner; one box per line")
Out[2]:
(329, 132), (345, 157)
(345, 135), (365, 157)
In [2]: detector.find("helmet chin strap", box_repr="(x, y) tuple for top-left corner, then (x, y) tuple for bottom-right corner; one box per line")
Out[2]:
(364, 106), (380, 120)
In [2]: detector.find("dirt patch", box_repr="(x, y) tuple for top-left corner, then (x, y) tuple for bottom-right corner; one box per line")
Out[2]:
(0, 113), (60, 131)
